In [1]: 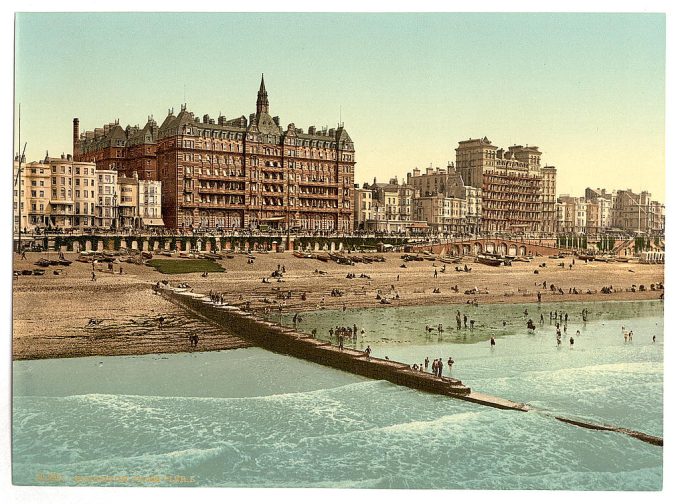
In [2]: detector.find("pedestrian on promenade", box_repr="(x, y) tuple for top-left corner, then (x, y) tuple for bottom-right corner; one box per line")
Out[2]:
(365, 345), (371, 359)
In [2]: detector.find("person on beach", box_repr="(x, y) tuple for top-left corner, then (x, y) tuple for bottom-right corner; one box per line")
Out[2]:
(425, 357), (430, 370)
(463, 314), (468, 329)
(21, 249), (26, 260)
(570, 336), (574, 348)
(91, 271), (96, 282)
(456, 311), (462, 330)
(447, 357), (454, 372)
(438, 359), (444, 378)
(365, 345), (371, 359)
(360, 328), (365, 338)
(470, 320), (475, 330)
(540, 313), (544, 325)
(490, 336), (496, 348)
(653, 335), (656, 343)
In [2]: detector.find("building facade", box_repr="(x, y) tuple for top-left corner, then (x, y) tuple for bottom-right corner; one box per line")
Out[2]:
(611, 189), (665, 235)
(138, 176), (164, 228)
(455, 137), (554, 235)
(13, 154), (164, 233)
(74, 76), (355, 232)
(96, 169), (118, 229)
(118, 175), (139, 229)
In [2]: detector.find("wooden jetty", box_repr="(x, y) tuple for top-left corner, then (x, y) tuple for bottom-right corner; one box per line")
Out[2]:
(156, 285), (662, 446)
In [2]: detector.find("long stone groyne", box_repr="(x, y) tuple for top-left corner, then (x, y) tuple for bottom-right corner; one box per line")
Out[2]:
(156, 285), (662, 447)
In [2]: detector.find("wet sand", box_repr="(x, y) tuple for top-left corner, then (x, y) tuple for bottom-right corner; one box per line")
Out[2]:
(12, 250), (664, 360)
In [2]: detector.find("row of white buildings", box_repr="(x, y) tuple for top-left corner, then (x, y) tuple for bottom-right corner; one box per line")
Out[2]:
(557, 188), (665, 236)
(354, 165), (482, 235)
(13, 154), (163, 234)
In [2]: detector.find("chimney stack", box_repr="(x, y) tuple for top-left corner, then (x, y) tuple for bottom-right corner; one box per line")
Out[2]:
(73, 118), (80, 157)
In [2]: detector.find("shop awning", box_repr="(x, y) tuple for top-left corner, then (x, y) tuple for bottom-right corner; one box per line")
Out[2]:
(260, 216), (286, 222)
(141, 218), (165, 226)
(408, 222), (430, 229)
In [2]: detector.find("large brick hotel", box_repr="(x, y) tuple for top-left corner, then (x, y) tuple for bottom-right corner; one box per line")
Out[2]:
(73, 76), (356, 232)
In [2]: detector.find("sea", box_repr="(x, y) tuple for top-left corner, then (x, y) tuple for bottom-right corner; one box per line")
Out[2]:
(12, 299), (663, 490)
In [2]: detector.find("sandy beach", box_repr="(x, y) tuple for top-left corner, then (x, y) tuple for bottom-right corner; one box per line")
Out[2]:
(12, 250), (664, 360)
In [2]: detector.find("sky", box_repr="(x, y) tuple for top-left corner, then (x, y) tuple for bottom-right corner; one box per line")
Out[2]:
(13, 12), (666, 200)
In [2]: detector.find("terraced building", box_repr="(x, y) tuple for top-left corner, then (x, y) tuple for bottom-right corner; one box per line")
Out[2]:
(74, 76), (355, 232)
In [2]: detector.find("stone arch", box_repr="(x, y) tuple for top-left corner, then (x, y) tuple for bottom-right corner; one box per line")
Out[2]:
(473, 242), (482, 255)
(184, 240), (191, 252)
(330, 241), (336, 252)
(72, 241), (81, 253)
(508, 244), (517, 256)
(498, 242), (508, 255)
(452, 245), (461, 256)
(152, 240), (159, 252)
(97, 240), (104, 252)
(142, 240), (149, 252)
(463, 244), (471, 255)
(196, 239), (202, 251)
(131, 240), (138, 250)
(337, 242), (344, 251)
(485, 242), (495, 253)
(519, 245), (527, 256)
(314, 242), (320, 251)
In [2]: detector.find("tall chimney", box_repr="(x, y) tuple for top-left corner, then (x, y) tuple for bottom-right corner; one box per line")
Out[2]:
(73, 118), (80, 157)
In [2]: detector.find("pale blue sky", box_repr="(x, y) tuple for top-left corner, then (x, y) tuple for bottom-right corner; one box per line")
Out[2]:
(14, 12), (666, 200)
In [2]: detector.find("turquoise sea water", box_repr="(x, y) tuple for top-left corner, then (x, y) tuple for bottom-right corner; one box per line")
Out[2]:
(13, 300), (663, 489)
